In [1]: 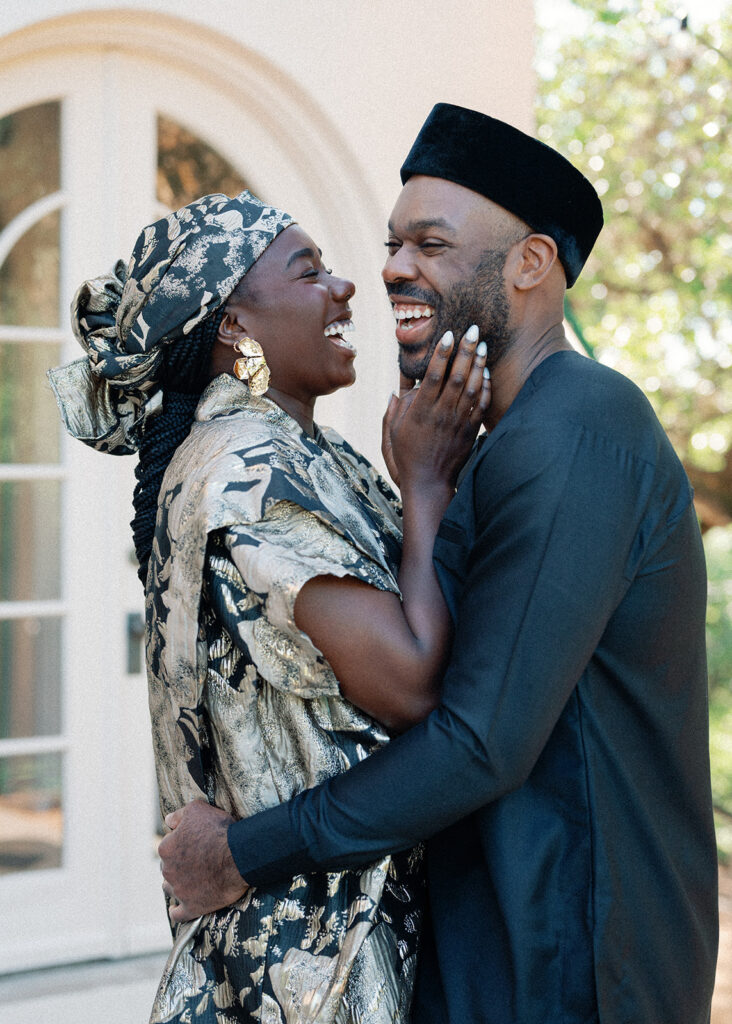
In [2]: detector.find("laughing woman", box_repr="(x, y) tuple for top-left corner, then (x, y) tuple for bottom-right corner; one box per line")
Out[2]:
(49, 191), (488, 1024)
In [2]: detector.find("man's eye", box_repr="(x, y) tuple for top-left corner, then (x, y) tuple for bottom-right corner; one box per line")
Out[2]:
(420, 241), (446, 252)
(302, 268), (318, 278)
(384, 241), (400, 252)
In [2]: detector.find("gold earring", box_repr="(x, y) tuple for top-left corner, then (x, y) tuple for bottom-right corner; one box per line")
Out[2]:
(233, 338), (270, 397)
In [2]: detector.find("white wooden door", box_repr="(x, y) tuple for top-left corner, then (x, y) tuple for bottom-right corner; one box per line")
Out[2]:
(0, 50), (256, 973)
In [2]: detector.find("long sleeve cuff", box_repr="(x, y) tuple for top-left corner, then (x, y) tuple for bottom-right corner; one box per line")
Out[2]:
(227, 800), (315, 887)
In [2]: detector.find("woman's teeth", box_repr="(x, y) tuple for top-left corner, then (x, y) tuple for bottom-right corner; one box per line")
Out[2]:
(324, 320), (354, 336)
(392, 305), (435, 330)
(324, 319), (356, 351)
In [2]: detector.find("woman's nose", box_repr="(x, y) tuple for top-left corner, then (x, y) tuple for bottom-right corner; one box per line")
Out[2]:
(332, 275), (355, 301)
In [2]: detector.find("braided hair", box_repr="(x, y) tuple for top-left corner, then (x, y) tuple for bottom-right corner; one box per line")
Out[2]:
(131, 307), (225, 584)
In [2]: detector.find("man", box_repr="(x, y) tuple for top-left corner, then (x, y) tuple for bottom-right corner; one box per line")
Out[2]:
(160, 104), (718, 1022)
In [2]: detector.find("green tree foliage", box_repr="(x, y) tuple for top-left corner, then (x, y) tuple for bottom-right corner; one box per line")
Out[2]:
(706, 527), (732, 692)
(536, 0), (731, 528)
(536, 1), (732, 738)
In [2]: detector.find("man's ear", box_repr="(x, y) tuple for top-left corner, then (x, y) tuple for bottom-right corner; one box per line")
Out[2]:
(512, 234), (559, 291)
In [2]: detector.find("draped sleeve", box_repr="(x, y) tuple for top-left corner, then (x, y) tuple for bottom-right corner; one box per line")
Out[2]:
(205, 499), (399, 699)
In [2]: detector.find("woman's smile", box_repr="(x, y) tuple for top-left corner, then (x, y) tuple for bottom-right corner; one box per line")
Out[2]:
(324, 315), (357, 353)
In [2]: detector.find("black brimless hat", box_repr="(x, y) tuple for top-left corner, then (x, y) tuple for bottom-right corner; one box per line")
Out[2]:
(400, 103), (603, 287)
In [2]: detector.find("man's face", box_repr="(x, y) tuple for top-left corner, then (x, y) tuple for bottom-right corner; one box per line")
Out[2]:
(383, 176), (523, 380)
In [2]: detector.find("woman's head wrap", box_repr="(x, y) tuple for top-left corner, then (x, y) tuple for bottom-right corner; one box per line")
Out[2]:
(48, 190), (293, 455)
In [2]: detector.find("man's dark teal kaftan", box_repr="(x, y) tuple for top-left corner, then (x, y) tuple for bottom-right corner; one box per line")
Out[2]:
(226, 351), (718, 1024)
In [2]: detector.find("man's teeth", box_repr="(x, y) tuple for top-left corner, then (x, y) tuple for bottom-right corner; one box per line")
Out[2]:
(324, 320), (355, 337)
(392, 306), (435, 321)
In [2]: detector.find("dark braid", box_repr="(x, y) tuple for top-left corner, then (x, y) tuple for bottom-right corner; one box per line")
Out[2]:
(131, 307), (225, 584)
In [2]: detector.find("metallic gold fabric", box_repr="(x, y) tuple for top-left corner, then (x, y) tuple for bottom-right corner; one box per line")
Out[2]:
(147, 375), (421, 1023)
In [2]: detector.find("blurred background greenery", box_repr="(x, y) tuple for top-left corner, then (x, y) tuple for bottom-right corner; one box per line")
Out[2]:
(535, 0), (731, 856)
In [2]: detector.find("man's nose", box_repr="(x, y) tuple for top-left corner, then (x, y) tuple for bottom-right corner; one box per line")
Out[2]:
(382, 247), (417, 284)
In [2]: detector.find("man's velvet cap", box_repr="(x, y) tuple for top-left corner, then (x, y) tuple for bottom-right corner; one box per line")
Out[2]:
(400, 103), (603, 287)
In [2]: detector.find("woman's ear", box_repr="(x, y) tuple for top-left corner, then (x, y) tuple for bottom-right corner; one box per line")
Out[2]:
(208, 306), (251, 380)
(512, 234), (559, 292)
(217, 307), (249, 348)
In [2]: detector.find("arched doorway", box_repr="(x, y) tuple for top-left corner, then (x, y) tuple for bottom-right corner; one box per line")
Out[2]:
(0, 12), (388, 973)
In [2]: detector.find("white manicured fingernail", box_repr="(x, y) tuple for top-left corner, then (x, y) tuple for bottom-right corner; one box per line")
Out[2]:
(440, 331), (454, 348)
(477, 341), (487, 357)
(466, 324), (479, 343)
(483, 367), (491, 381)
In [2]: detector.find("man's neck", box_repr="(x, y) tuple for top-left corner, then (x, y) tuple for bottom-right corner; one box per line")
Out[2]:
(485, 321), (571, 430)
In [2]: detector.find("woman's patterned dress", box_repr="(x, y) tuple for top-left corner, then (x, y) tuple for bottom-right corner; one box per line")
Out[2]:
(146, 375), (423, 1023)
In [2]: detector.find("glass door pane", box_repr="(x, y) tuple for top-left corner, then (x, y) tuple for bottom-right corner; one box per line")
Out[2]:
(0, 101), (60, 326)
(0, 100), (65, 887)
(0, 100), (60, 216)
(157, 114), (250, 208)
(0, 341), (63, 463)
(0, 752), (62, 875)
(0, 479), (62, 600)
(0, 617), (62, 739)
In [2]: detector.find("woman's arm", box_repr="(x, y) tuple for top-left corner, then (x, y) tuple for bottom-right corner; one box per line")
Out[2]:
(294, 328), (489, 731)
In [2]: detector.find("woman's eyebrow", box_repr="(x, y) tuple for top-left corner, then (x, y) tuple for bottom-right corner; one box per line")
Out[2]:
(286, 246), (323, 267)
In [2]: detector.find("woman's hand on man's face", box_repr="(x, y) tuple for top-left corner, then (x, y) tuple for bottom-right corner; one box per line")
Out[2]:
(381, 326), (491, 491)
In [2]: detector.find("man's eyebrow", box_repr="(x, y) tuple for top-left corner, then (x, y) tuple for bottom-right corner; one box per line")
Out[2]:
(286, 246), (322, 267)
(387, 217), (456, 235)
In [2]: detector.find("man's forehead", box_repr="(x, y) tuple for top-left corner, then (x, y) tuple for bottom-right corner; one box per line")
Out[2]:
(388, 175), (497, 233)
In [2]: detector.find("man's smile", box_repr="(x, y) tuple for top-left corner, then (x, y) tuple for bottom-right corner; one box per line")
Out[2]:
(389, 300), (437, 345)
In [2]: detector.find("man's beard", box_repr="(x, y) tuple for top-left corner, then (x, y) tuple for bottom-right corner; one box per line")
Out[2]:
(395, 249), (512, 381)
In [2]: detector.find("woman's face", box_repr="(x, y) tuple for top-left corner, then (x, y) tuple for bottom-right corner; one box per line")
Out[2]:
(223, 225), (357, 403)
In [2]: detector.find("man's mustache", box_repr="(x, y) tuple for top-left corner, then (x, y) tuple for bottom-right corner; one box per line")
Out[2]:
(385, 284), (440, 307)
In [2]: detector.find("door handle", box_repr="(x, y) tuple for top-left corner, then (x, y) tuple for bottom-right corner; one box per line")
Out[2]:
(126, 612), (145, 674)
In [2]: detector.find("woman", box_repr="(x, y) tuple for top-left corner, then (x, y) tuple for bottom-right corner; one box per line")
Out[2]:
(49, 190), (488, 1023)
